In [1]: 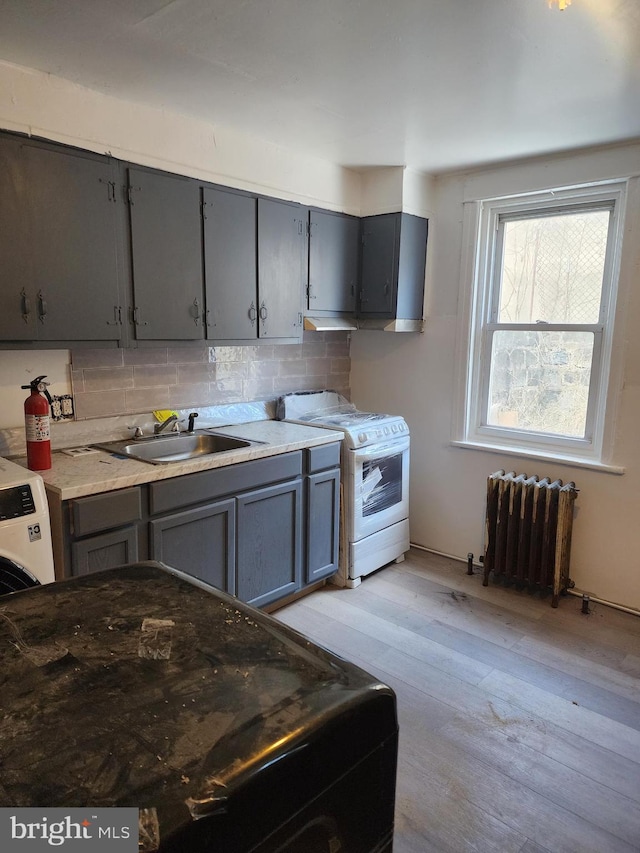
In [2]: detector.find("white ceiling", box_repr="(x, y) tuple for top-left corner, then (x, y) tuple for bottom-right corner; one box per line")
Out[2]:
(1, 0), (639, 174)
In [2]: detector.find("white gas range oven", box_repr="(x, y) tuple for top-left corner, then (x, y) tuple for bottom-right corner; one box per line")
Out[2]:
(277, 391), (410, 587)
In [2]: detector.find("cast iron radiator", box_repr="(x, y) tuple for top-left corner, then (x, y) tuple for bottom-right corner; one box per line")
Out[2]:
(483, 470), (578, 607)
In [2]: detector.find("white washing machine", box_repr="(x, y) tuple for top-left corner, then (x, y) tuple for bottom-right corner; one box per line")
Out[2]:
(0, 457), (55, 595)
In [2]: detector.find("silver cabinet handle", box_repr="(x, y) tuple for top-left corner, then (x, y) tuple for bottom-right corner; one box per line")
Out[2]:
(248, 302), (257, 326)
(106, 305), (121, 326)
(133, 307), (148, 326)
(259, 302), (268, 321)
(20, 288), (31, 324)
(37, 290), (47, 323)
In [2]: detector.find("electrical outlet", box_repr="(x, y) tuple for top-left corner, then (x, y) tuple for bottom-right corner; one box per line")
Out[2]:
(51, 394), (75, 421)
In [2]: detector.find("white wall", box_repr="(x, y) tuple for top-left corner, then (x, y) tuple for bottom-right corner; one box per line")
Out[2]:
(351, 142), (640, 612)
(0, 60), (362, 212)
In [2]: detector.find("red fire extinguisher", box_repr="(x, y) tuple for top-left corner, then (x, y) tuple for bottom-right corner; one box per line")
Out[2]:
(21, 375), (53, 471)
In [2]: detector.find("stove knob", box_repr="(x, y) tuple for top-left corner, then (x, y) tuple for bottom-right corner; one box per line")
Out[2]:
(384, 426), (390, 435)
(358, 432), (367, 444)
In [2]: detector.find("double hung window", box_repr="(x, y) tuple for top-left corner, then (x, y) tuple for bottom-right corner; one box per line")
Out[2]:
(464, 182), (627, 462)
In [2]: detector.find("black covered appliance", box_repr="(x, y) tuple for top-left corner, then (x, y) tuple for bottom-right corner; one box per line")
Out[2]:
(0, 562), (398, 852)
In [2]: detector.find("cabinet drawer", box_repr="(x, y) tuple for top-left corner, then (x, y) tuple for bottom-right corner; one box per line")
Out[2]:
(149, 451), (303, 515)
(71, 488), (142, 537)
(71, 526), (139, 576)
(305, 442), (341, 473)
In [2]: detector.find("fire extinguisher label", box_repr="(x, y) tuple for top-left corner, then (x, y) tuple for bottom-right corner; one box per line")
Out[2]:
(25, 414), (50, 442)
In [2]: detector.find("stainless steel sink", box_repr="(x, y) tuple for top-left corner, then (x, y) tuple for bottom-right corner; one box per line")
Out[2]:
(94, 431), (259, 464)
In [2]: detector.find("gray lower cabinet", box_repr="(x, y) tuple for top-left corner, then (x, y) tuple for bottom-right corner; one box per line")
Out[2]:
(306, 468), (340, 583)
(67, 486), (144, 577)
(304, 443), (341, 584)
(71, 526), (139, 577)
(149, 498), (236, 595)
(61, 444), (340, 607)
(236, 479), (302, 608)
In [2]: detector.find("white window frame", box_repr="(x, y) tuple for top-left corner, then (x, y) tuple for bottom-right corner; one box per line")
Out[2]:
(461, 180), (628, 465)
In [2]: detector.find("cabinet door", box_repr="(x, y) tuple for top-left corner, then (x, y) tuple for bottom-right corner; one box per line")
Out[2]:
(257, 198), (306, 339)
(203, 187), (258, 340)
(128, 167), (204, 340)
(149, 499), (236, 595)
(0, 136), (35, 340)
(397, 213), (428, 320)
(236, 479), (302, 608)
(25, 145), (123, 341)
(308, 210), (359, 313)
(71, 526), (139, 577)
(359, 213), (400, 316)
(306, 468), (340, 583)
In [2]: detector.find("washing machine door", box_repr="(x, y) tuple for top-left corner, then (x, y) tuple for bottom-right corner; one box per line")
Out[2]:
(0, 557), (40, 595)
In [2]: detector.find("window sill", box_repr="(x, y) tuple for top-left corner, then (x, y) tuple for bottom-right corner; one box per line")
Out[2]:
(450, 440), (625, 475)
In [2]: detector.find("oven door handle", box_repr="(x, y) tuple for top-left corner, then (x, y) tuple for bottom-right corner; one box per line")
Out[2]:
(354, 437), (410, 460)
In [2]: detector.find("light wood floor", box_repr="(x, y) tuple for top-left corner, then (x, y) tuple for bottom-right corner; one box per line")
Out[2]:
(275, 548), (640, 853)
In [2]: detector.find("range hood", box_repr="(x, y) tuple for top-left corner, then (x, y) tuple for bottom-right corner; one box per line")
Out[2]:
(356, 318), (424, 333)
(303, 316), (358, 332)
(304, 316), (423, 333)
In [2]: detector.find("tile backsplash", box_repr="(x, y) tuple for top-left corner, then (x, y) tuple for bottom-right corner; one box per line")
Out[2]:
(71, 332), (351, 420)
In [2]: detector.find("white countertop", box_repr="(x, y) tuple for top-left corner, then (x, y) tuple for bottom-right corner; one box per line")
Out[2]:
(15, 421), (343, 501)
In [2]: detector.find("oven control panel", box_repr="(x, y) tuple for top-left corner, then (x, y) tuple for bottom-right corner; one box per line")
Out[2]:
(356, 420), (408, 446)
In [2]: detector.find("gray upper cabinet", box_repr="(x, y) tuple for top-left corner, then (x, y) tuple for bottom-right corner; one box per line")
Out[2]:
(359, 212), (428, 322)
(204, 192), (306, 342)
(128, 167), (204, 340)
(257, 198), (306, 339)
(308, 209), (359, 313)
(26, 145), (123, 341)
(203, 187), (258, 340)
(0, 135), (123, 342)
(0, 128), (430, 347)
(0, 135), (33, 340)
(360, 214), (399, 315)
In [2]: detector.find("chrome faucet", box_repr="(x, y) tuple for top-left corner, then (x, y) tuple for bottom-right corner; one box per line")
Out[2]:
(154, 414), (179, 435)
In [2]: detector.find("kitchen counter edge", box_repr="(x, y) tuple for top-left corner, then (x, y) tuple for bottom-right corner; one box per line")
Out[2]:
(15, 421), (343, 501)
